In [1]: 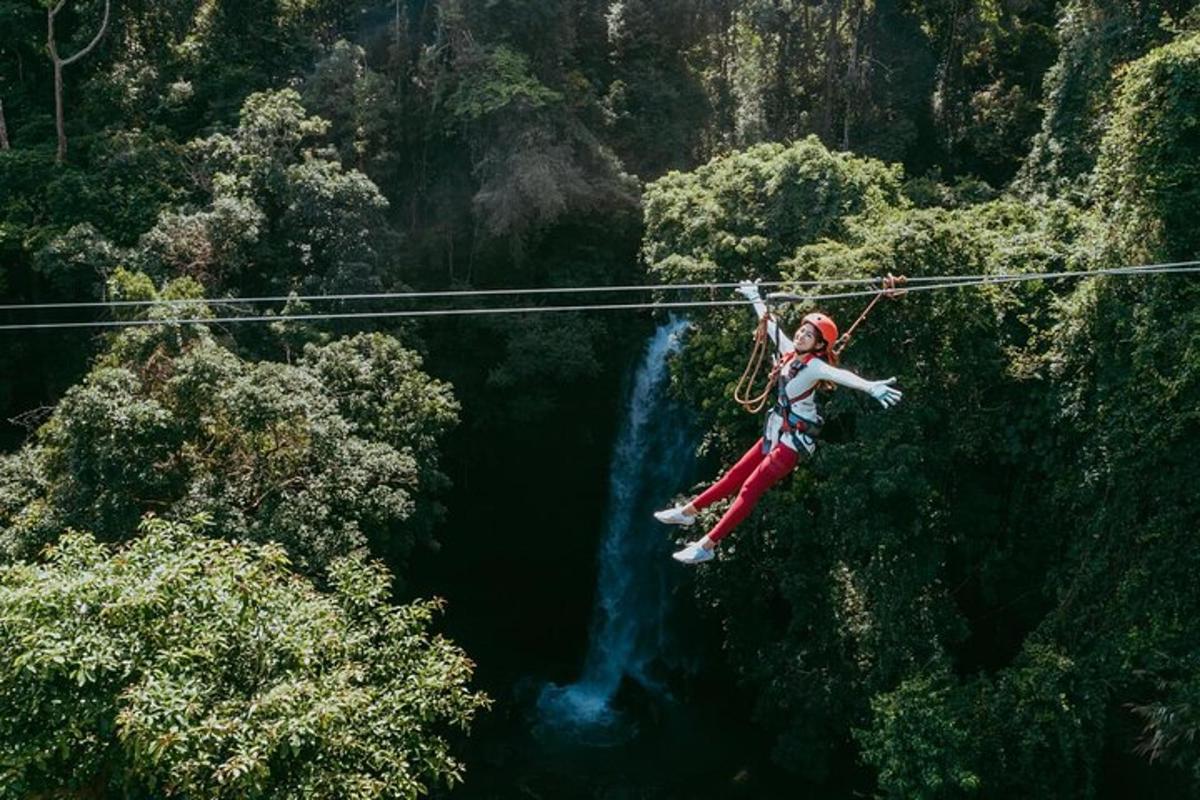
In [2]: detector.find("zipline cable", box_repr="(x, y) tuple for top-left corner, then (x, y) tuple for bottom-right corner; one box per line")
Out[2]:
(3, 267), (1198, 332)
(4, 298), (752, 330)
(0, 279), (805, 312)
(1, 263), (1199, 332)
(1, 258), (1198, 313)
(766, 263), (1200, 305)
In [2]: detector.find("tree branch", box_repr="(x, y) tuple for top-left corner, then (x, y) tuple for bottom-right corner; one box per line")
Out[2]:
(47, 0), (114, 163)
(61, 0), (112, 67)
(47, 3), (60, 61)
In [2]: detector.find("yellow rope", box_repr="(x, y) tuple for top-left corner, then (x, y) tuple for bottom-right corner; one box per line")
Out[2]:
(732, 315), (779, 413)
(832, 273), (907, 356)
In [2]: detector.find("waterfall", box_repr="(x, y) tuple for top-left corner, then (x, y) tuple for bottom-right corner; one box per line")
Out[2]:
(536, 317), (696, 738)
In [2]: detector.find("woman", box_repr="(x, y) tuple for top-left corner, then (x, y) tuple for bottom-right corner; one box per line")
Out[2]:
(655, 281), (902, 564)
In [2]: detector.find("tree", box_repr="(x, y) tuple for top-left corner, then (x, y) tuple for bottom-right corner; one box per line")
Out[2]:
(46, 0), (112, 164)
(302, 40), (401, 177)
(1094, 32), (1200, 263)
(0, 277), (459, 577)
(0, 516), (488, 798)
(642, 137), (904, 287)
(132, 89), (396, 296)
(844, 36), (1200, 785)
(1016, 0), (1188, 195)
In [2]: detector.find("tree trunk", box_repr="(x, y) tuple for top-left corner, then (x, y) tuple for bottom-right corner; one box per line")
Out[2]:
(53, 60), (66, 162)
(47, 0), (112, 165)
(772, 18), (789, 137)
(821, 0), (844, 143)
(842, 0), (867, 150)
(0, 99), (9, 150)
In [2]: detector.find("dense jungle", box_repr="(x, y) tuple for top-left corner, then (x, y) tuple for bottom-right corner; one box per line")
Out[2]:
(2, 0), (1200, 797)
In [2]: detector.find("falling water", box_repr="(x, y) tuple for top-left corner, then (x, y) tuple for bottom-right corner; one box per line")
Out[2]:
(536, 317), (696, 741)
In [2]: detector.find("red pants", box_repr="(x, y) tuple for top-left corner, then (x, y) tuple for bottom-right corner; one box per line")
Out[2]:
(692, 437), (802, 542)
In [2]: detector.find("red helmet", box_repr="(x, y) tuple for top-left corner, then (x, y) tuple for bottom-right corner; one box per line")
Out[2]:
(801, 312), (839, 349)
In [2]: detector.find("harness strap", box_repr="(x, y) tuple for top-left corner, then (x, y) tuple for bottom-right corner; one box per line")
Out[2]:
(789, 387), (815, 403)
(777, 353), (817, 404)
(775, 353), (820, 433)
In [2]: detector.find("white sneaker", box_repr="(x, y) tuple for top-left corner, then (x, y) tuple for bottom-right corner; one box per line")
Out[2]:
(672, 542), (714, 564)
(654, 506), (696, 527)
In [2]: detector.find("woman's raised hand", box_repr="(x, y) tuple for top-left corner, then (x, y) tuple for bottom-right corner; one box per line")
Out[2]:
(868, 377), (903, 408)
(736, 280), (761, 301)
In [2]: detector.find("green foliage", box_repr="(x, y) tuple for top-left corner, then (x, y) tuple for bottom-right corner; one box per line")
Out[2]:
(415, 8), (640, 242)
(471, 125), (640, 238)
(643, 138), (906, 455)
(859, 645), (1110, 798)
(857, 668), (982, 798)
(302, 40), (402, 177)
(199, 89), (332, 187)
(299, 333), (461, 549)
(0, 129), (187, 252)
(169, 0), (352, 120)
(643, 95), (1200, 793)
(1130, 663), (1200, 781)
(134, 190), (266, 286)
(0, 293), (459, 577)
(444, 45), (563, 121)
(643, 137), (904, 286)
(32, 222), (123, 298)
(1025, 206), (1200, 792)
(480, 312), (606, 424)
(600, 0), (711, 175)
(133, 89), (393, 294)
(1094, 32), (1200, 262)
(1017, 0), (1189, 194)
(4, 0), (1200, 794)
(0, 517), (487, 798)
(905, 0), (1057, 179)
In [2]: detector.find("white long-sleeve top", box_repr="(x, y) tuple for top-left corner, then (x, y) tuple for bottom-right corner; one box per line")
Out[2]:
(750, 296), (879, 452)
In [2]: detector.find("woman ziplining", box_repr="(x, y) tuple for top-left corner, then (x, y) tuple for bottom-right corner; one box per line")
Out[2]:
(654, 280), (903, 564)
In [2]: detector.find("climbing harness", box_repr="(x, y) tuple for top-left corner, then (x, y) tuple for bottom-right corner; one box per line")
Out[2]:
(765, 351), (824, 453)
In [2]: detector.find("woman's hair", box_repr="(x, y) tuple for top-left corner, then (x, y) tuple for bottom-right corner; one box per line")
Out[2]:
(810, 328), (838, 391)
(816, 336), (839, 367)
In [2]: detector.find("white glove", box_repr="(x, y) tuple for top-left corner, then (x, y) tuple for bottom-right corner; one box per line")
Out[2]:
(868, 377), (903, 408)
(736, 280), (761, 301)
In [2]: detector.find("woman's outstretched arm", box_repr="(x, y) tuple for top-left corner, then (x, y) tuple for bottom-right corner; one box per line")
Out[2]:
(807, 359), (903, 407)
(738, 281), (794, 357)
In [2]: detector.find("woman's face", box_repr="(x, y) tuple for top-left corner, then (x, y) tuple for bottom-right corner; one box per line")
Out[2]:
(793, 322), (821, 353)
